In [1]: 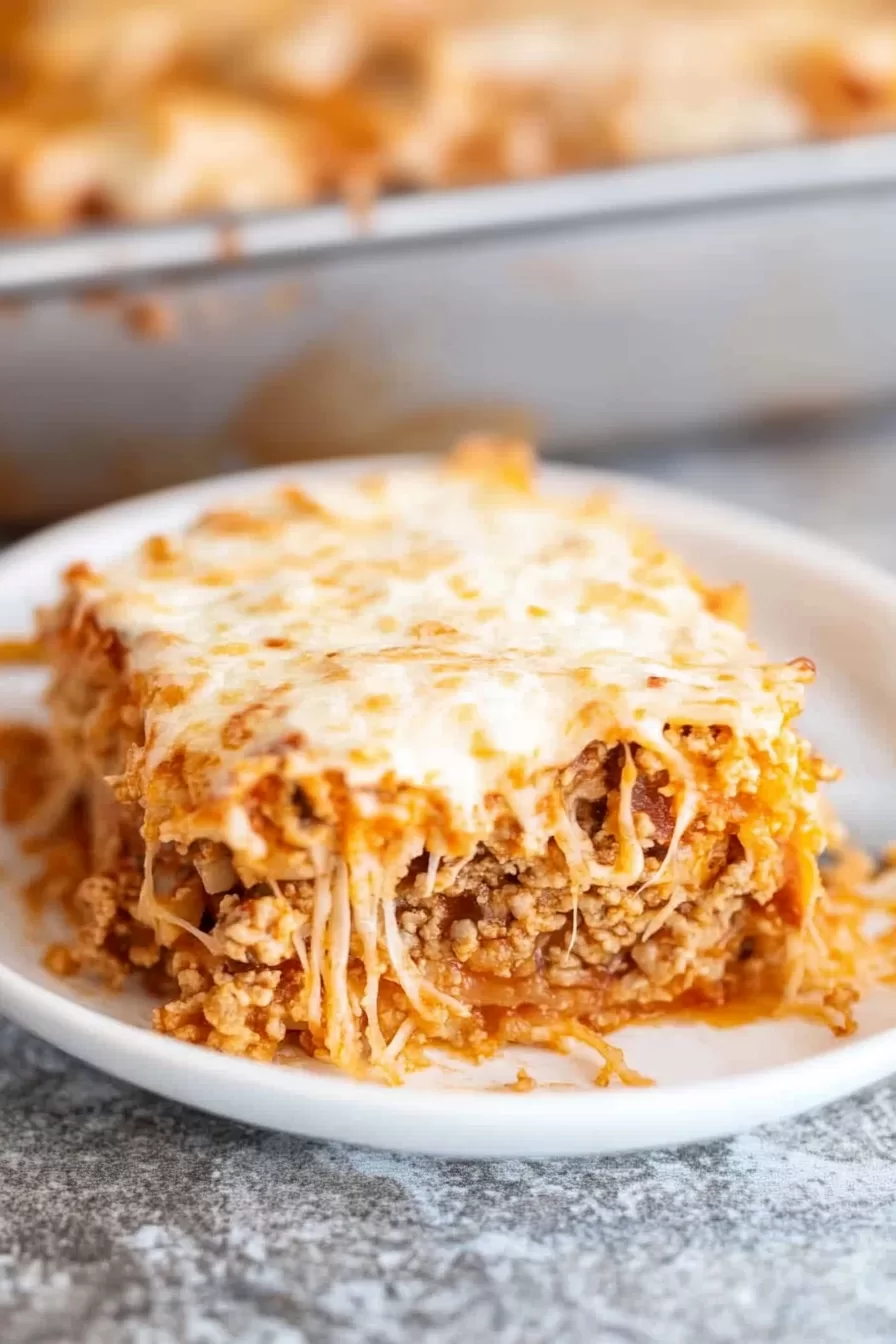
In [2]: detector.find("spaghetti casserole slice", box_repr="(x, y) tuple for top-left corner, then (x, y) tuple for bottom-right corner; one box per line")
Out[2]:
(40, 442), (833, 1079)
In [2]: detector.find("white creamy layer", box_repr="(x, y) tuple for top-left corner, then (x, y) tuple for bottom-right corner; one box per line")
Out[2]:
(77, 457), (807, 831)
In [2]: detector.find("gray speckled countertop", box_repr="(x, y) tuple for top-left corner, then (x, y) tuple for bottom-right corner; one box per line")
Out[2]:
(3, 426), (896, 1344)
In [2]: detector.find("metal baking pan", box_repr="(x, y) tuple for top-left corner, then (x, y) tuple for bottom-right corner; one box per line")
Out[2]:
(3, 134), (896, 522)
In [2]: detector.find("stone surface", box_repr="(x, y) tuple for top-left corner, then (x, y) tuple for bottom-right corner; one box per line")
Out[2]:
(3, 430), (896, 1344)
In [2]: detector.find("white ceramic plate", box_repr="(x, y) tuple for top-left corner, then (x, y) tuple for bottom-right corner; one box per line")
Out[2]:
(2, 457), (896, 1159)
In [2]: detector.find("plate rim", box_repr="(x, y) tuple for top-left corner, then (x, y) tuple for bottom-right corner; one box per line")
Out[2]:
(2, 453), (896, 1156)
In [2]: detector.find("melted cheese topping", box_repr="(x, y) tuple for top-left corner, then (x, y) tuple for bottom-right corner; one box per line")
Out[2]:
(73, 446), (810, 847)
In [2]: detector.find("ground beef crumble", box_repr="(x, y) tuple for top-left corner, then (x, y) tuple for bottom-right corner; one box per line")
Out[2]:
(31, 748), (780, 1067)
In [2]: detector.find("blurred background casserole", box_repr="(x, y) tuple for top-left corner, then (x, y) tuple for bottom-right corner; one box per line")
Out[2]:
(3, 0), (896, 228)
(2, 0), (896, 523)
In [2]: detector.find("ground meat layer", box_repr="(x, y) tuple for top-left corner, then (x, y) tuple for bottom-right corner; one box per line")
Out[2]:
(46, 751), (796, 1071)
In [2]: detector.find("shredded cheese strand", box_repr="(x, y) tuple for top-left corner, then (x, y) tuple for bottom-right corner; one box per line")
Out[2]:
(323, 858), (355, 1066)
(381, 879), (468, 1021)
(138, 839), (220, 954)
(352, 858), (387, 1062)
(306, 846), (332, 1033)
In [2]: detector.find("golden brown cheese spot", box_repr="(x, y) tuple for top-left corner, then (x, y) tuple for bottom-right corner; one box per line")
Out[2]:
(527, 605), (549, 619)
(448, 575), (480, 601)
(319, 660), (351, 683)
(409, 621), (459, 640)
(631, 547), (684, 593)
(222, 702), (277, 751)
(577, 580), (666, 616)
(263, 637), (293, 650)
(142, 534), (179, 567)
(377, 616), (399, 634)
(154, 683), (188, 709)
(278, 485), (333, 519)
(211, 642), (251, 656)
(470, 730), (498, 760)
(200, 510), (282, 538)
(446, 434), (535, 493)
(506, 761), (529, 790)
(576, 580), (626, 613)
(348, 746), (389, 767)
(198, 569), (238, 587)
(303, 544), (342, 567)
(180, 797), (234, 833)
(246, 593), (290, 615)
(702, 581), (750, 629)
(571, 695), (628, 740)
(313, 567), (347, 590)
(434, 674), (464, 691)
(63, 561), (98, 584)
(217, 688), (246, 706)
(361, 694), (393, 713)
